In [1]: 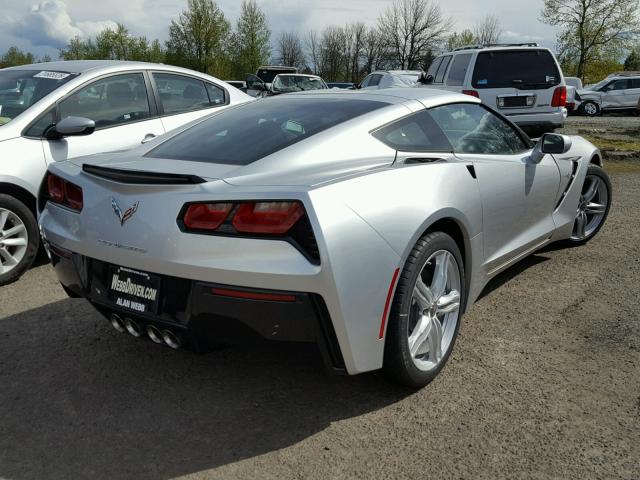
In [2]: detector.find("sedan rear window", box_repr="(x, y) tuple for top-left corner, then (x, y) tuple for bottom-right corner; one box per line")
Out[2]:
(472, 50), (560, 89)
(147, 97), (385, 165)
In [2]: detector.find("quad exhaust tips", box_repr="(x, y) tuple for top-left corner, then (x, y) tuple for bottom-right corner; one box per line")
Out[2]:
(109, 314), (182, 349)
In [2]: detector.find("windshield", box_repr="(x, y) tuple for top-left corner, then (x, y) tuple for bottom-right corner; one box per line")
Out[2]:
(472, 50), (560, 89)
(272, 76), (327, 93)
(256, 68), (297, 84)
(146, 97), (385, 165)
(0, 70), (77, 126)
(588, 79), (611, 91)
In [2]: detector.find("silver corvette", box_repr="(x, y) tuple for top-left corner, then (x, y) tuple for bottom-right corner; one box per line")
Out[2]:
(38, 88), (611, 387)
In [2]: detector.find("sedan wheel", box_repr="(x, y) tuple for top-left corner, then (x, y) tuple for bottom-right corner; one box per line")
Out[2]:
(0, 195), (40, 286)
(383, 231), (465, 387)
(570, 165), (611, 244)
(581, 101), (600, 116)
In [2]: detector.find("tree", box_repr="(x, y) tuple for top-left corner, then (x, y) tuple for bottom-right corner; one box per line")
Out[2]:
(0, 47), (35, 67)
(377, 0), (451, 69)
(276, 31), (306, 69)
(446, 29), (476, 51)
(166, 0), (231, 75)
(230, 0), (271, 76)
(305, 30), (321, 74)
(541, 0), (640, 80)
(624, 48), (640, 70)
(473, 15), (502, 45)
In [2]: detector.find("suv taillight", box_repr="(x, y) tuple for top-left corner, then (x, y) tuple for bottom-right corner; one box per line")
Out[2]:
(46, 173), (83, 212)
(551, 86), (567, 107)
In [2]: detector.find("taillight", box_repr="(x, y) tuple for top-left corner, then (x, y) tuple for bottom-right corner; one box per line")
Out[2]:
(183, 203), (233, 230)
(46, 173), (83, 212)
(462, 90), (480, 98)
(551, 86), (567, 107)
(232, 202), (304, 235)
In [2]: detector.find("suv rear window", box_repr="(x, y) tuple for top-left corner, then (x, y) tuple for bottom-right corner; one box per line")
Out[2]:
(472, 50), (560, 89)
(147, 97), (385, 165)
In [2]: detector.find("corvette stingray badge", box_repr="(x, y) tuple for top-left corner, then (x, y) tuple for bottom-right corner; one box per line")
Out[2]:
(111, 197), (139, 226)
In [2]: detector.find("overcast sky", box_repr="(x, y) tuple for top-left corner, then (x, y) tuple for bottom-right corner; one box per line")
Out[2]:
(0, 0), (558, 59)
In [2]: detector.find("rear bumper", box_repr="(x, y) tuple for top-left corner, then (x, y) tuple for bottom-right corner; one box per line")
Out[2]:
(505, 110), (566, 128)
(48, 243), (346, 374)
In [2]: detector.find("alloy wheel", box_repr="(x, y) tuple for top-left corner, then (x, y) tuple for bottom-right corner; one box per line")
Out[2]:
(571, 174), (609, 241)
(583, 102), (598, 116)
(408, 249), (461, 372)
(0, 207), (29, 275)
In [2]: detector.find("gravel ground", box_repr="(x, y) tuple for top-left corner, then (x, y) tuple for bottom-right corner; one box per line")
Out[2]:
(1, 172), (639, 480)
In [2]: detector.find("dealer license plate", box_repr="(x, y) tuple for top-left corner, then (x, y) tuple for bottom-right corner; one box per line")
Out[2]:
(107, 266), (161, 314)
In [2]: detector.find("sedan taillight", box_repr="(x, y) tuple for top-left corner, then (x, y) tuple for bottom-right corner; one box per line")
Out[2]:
(46, 173), (83, 212)
(232, 202), (304, 235)
(183, 203), (233, 230)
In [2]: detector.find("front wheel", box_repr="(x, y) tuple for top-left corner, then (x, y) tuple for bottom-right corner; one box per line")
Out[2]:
(383, 232), (465, 388)
(0, 194), (39, 286)
(580, 101), (600, 116)
(568, 165), (612, 244)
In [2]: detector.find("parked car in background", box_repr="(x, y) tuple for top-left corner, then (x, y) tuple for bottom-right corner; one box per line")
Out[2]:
(224, 80), (247, 92)
(327, 82), (356, 89)
(418, 43), (567, 137)
(39, 88), (610, 387)
(246, 73), (328, 97)
(576, 72), (640, 116)
(359, 70), (422, 89)
(565, 77), (583, 90)
(563, 77), (584, 113)
(0, 60), (252, 285)
(246, 65), (298, 97)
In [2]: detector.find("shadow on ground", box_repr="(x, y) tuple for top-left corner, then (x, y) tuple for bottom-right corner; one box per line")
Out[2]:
(0, 299), (409, 480)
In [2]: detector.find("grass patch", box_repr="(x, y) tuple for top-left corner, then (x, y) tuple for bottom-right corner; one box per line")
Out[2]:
(604, 161), (640, 173)
(582, 134), (640, 153)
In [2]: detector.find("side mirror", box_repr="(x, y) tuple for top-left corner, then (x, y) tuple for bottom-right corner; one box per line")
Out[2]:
(45, 116), (95, 140)
(418, 73), (434, 85)
(530, 133), (572, 163)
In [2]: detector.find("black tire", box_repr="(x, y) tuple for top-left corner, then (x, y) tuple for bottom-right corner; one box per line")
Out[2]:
(383, 232), (466, 388)
(566, 164), (612, 246)
(580, 100), (601, 116)
(0, 194), (39, 286)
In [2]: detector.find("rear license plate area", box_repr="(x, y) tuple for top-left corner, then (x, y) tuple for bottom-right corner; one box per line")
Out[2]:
(107, 265), (161, 314)
(500, 96), (529, 108)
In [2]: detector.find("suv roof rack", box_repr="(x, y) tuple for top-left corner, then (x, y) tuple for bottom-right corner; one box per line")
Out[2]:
(453, 42), (539, 51)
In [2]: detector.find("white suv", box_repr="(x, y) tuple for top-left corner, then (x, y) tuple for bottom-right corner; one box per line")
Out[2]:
(576, 72), (640, 116)
(0, 60), (252, 284)
(418, 44), (567, 136)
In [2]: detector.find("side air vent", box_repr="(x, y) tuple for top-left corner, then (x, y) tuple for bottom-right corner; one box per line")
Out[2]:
(82, 164), (206, 185)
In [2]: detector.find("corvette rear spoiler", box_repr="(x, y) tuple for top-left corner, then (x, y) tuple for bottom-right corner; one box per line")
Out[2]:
(82, 164), (206, 185)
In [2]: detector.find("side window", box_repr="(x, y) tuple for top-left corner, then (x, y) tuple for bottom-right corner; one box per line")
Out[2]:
(630, 78), (640, 89)
(426, 57), (443, 79)
(360, 75), (372, 88)
(429, 103), (530, 155)
(205, 83), (225, 105)
(372, 110), (452, 152)
(24, 106), (56, 138)
(609, 79), (629, 91)
(153, 73), (211, 114)
(58, 73), (150, 129)
(369, 74), (383, 87)
(434, 55), (452, 83)
(447, 54), (472, 86)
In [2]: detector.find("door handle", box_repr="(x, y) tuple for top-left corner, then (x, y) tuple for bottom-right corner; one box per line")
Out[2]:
(141, 133), (156, 144)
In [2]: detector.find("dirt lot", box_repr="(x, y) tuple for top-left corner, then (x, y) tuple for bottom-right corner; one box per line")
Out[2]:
(560, 115), (640, 162)
(1, 169), (639, 478)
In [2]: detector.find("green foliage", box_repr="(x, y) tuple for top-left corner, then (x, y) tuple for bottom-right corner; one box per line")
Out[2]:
(0, 47), (35, 68)
(59, 24), (165, 62)
(229, 0), (271, 78)
(446, 30), (475, 51)
(624, 48), (640, 70)
(165, 0), (231, 77)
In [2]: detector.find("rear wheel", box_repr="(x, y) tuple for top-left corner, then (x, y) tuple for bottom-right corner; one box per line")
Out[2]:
(581, 101), (600, 116)
(0, 195), (39, 286)
(568, 165), (611, 244)
(383, 232), (465, 388)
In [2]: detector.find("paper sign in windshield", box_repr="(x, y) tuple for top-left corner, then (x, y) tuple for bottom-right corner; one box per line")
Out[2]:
(34, 71), (71, 80)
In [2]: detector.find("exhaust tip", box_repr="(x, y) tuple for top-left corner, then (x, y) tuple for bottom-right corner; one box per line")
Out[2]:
(124, 318), (143, 337)
(110, 314), (126, 333)
(146, 324), (164, 344)
(162, 330), (182, 349)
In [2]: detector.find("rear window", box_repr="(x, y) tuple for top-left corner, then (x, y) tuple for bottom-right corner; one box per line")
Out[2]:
(447, 54), (472, 86)
(472, 50), (560, 89)
(147, 97), (385, 165)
